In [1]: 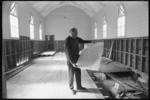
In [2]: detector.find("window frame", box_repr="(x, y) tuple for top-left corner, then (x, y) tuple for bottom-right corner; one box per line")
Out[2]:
(103, 16), (107, 39)
(39, 23), (42, 40)
(117, 4), (127, 38)
(9, 2), (20, 39)
(30, 15), (34, 40)
(94, 22), (98, 39)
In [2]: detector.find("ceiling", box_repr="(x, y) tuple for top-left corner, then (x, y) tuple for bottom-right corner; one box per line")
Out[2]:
(27, 1), (121, 18)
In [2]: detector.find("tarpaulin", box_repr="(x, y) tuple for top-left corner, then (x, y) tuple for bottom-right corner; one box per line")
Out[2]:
(77, 43), (104, 71)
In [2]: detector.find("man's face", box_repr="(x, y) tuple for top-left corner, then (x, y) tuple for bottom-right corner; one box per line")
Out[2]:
(71, 30), (78, 38)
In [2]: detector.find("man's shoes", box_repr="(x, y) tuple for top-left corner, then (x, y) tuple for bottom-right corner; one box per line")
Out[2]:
(77, 86), (86, 90)
(70, 89), (76, 95)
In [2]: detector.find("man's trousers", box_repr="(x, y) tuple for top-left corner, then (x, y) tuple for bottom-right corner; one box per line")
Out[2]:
(67, 60), (82, 90)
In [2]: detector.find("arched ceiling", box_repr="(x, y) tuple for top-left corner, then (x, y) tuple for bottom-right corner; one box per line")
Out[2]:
(20, 1), (147, 18)
(26, 1), (119, 18)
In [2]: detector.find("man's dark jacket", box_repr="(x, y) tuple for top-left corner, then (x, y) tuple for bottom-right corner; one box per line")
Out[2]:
(65, 36), (92, 64)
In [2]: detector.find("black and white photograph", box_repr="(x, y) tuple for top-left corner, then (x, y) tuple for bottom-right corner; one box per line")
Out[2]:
(2, 1), (149, 99)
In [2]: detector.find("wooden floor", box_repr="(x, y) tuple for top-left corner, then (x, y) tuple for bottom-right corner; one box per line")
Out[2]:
(7, 52), (104, 99)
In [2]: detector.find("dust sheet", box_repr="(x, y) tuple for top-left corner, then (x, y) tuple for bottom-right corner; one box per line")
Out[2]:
(76, 43), (104, 71)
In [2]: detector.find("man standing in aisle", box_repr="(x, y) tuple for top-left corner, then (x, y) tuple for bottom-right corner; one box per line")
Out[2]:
(65, 28), (94, 95)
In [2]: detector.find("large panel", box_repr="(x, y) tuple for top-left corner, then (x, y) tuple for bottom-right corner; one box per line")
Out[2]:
(120, 52), (123, 63)
(6, 40), (11, 55)
(125, 53), (129, 65)
(136, 39), (142, 55)
(117, 40), (120, 51)
(113, 51), (117, 61)
(121, 39), (124, 51)
(131, 39), (136, 54)
(135, 55), (141, 71)
(3, 41), (7, 72)
(104, 40), (107, 49)
(122, 52), (126, 64)
(11, 54), (16, 69)
(113, 40), (116, 51)
(6, 56), (11, 71)
(17, 53), (21, 66)
(131, 54), (135, 68)
(16, 40), (19, 53)
(31, 41), (33, 50)
(130, 54), (134, 68)
(4, 37), (39, 72)
(116, 51), (119, 62)
(142, 57), (148, 74)
(123, 39), (126, 52)
(102, 37), (148, 75)
(102, 49), (106, 57)
(143, 39), (148, 56)
(127, 39), (130, 53)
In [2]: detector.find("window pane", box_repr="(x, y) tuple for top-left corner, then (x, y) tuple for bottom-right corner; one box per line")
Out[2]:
(120, 5), (124, 12)
(14, 28), (17, 36)
(30, 16), (33, 24)
(103, 24), (106, 31)
(118, 18), (121, 27)
(103, 25), (105, 31)
(103, 32), (105, 38)
(39, 29), (42, 40)
(103, 31), (106, 38)
(10, 15), (19, 38)
(11, 2), (15, 9)
(10, 4), (17, 16)
(40, 33), (42, 40)
(10, 15), (17, 27)
(118, 5), (126, 37)
(39, 24), (42, 40)
(10, 15), (14, 26)
(95, 28), (97, 39)
(121, 16), (125, 26)
(103, 23), (107, 38)
(10, 27), (14, 37)
(121, 27), (125, 36)
(14, 16), (18, 27)
(30, 25), (34, 39)
(10, 8), (15, 15)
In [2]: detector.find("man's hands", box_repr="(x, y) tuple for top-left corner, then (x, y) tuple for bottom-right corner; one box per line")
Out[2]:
(72, 63), (77, 68)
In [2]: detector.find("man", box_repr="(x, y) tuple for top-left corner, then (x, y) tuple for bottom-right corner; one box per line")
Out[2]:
(65, 28), (94, 95)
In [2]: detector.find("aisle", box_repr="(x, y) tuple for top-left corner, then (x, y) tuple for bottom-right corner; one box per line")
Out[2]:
(7, 52), (104, 99)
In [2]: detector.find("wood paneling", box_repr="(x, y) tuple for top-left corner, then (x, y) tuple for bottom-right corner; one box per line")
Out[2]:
(3, 36), (33, 72)
(102, 37), (149, 75)
(54, 41), (65, 52)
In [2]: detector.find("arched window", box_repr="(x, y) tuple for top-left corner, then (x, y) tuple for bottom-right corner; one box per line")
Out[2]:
(117, 4), (126, 37)
(94, 22), (97, 39)
(39, 23), (42, 40)
(103, 16), (107, 38)
(9, 2), (19, 38)
(30, 16), (34, 39)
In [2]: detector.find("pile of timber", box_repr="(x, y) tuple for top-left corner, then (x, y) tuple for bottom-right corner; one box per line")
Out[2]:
(87, 57), (148, 99)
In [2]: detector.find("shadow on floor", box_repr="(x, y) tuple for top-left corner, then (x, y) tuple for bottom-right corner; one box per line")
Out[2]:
(76, 88), (100, 94)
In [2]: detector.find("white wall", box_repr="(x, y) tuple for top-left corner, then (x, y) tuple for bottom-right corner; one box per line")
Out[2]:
(3, 1), (148, 40)
(91, 1), (148, 39)
(44, 5), (92, 40)
(125, 2), (148, 37)
(2, 1), (45, 40)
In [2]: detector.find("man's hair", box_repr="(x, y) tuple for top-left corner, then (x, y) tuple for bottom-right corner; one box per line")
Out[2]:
(69, 28), (77, 33)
